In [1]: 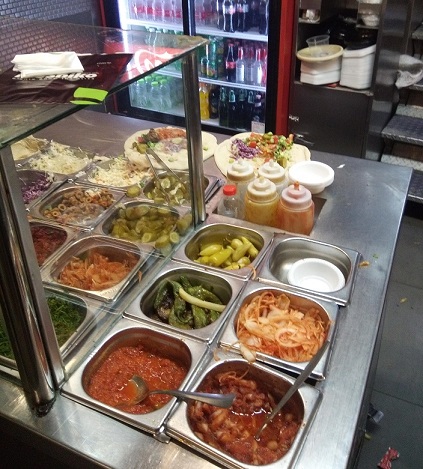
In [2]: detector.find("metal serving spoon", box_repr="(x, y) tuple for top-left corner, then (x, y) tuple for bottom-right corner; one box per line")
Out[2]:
(121, 375), (236, 408)
(255, 340), (330, 440)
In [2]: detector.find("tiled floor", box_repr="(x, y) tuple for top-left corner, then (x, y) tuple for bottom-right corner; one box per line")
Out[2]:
(355, 213), (423, 469)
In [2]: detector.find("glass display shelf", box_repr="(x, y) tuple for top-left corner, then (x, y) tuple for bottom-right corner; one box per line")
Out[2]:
(0, 15), (207, 148)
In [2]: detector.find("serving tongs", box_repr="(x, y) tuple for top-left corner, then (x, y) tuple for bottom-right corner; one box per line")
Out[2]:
(145, 148), (188, 204)
(255, 340), (330, 440)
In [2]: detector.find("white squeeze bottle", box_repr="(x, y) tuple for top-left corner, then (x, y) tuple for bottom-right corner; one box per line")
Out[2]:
(258, 160), (287, 194)
(244, 176), (279, 228)
(226, 159), (255, 219)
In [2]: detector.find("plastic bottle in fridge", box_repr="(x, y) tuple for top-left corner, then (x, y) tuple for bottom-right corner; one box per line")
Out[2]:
(152, 0), (164, 20)
(235, 46), (246, 83)
(149, 80), (162, 111)
(225, 43), (236, 82)
(162, 0), (173, 22)
(219, 86), (229, 127)
(216, 0), (224, 29)
(173, 0), (183, 23)
(160, 78), (172, 110)
(228, 89), (237, 128)
(245, 45), (255, 85)
(252, 47), (263, 85)
(199, 82), (210, 119)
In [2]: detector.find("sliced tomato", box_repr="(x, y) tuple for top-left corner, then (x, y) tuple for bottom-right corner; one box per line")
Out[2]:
(248, 141), (257, 148)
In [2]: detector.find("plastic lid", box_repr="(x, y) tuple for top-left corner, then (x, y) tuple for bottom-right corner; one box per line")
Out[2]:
(281, 181), (312, 209)
(227, 159), (255, 182)
(258, 160), (286, 183)
(222, 184), (237, 196)
(246, 176), (277, 202)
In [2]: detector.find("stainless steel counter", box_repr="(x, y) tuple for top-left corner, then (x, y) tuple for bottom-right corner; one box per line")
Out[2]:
(0, 110), (413, 468)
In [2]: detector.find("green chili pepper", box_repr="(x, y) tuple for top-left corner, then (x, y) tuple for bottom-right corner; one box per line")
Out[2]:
(192, 305), (208, 329)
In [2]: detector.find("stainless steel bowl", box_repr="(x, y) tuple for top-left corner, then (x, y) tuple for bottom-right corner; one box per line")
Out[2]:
(166, 351), (321, 469)
(218, 281), (338, 380)
(61, 318), (208, 440)
(125, 261), (245, 343)
(257, 234), (361, 305)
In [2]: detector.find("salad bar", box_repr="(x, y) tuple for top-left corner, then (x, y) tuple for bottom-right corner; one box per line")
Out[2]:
(0, 108), (413, 468)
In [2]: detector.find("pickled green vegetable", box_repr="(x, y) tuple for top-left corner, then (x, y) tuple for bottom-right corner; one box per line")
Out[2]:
(150, 276), (226, 330)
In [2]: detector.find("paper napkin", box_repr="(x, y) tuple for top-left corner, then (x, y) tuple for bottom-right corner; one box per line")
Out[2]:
(11, 51), (84, 78)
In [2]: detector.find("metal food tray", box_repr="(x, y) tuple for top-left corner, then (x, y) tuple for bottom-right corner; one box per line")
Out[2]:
(20, 144), (95, 178)
(165, 351), (322, 469)
(256, 234), (361, 306)
(124, 260), (245, 343)
(61, 318), (208, 441)
(30, 220), (81, 270)
(0, 287), (98, 370)
(172, 215), (274, 280)
(218, 281), (339, 380)
(44, 288), (98, 360)
(76, 157), (150, 190)
(95, 200), (189, 248)
(29, 183), (125, 229)
(18, 169), (67, 209)
(43, 235), (151, 303)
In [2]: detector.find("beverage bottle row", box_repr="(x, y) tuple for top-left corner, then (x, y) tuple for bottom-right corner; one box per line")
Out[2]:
(216, 0), (269, 34)
(133, 0), (183, 23)
(199, 37), (267, 86)
(132, 0), (269, 33)
(218, 86), (265, 129)
(130, 73), (184, 111)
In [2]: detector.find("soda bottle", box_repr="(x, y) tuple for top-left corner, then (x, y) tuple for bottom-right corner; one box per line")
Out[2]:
(249, 0), (260, 28)
(258, 0), (269, 35)
(225, 43), (236, 82)
(219, 87), (229, 127)
(251, 91), (264, 123)
(152, 0), (164, 20)
(236, 89), (247, 129)
(160, 78), (172, 110)
(216, 0), (224, 29)
(173, 0), (183, 23)
(209, 85), (220, 119)
(245, 90), (255, 129)
(199, 83), (210, 120)
(150, 80), (162, 111)
(223, 0), (235, 33)
(235, 46), (246, 83)
(162, 0), (173, 22)
(228, 89), (237, 128)
(236, 0), (249, 32)
(245, 45), (255, 84)
(252, 47), (263, 85)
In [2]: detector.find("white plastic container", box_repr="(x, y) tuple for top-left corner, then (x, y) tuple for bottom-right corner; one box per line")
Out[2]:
(340, 44), (376, 89)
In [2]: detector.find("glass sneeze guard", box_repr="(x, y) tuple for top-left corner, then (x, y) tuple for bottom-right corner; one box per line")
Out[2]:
(0, 16), (206, 414)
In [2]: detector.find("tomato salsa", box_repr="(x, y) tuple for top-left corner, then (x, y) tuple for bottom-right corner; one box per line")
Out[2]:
(86, 342), (188, 414)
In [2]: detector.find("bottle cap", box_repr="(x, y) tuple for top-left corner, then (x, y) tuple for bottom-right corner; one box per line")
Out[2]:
(258, 160), (285, 183)
(222, 184), (237, 196)
(227, 159), (255, 182)
(246, 176), (277, 202)
(281, 181), (312, 209)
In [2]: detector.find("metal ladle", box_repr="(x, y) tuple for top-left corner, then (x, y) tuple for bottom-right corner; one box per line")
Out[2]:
(122, 375), (236, 408)
(255, 340), (330, 440)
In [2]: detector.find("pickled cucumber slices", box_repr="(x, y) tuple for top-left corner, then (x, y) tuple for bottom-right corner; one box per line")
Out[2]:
(109, 203), (191, 252)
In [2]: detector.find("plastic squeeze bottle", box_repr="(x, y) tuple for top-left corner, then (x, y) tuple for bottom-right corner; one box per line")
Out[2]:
(258, 160), (287, 194)
(244, 176), (279, 228)
(217, 184), (242, 219)
(226, 159), (255, 218)
(278, 181), (314, 235)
